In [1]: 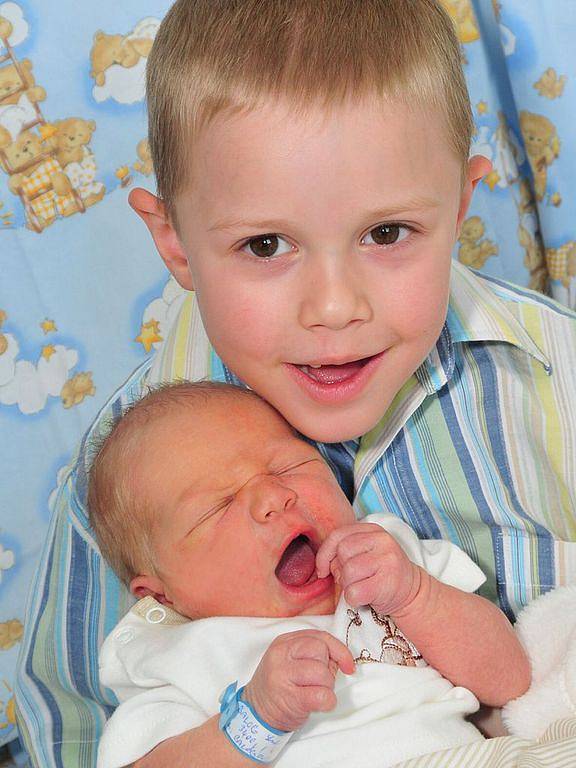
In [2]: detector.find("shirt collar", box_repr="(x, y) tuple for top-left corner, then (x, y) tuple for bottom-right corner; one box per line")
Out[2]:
(415, 261), (551, 396)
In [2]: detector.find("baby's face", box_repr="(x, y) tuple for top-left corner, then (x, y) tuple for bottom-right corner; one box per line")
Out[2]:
(168, 96), (488, 444)
(131, 396), (355, 619)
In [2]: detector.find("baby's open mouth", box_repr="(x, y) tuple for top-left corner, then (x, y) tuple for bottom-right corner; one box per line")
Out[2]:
(275, 534), (318, 587)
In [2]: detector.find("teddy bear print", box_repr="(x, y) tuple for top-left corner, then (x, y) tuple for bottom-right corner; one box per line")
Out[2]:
(0, 309), (7, 357)
(90, 29), (154, 87)
(133, 138), (153, 176)
(517, 177), (537, 217)
(517, 223), (548, 294)
(458, 216), (498, 269)
(90, 32), (139, 87)
(51, 118), (96, 167)
(0, 14), (13, 40)
(61, 371), (95, 408)
(546, 242), (576, 289)
(0, 620), (23, 652)
(50, 118), (105, 208)
(0, 60), (46, 108)
(519, 111), (560, 202)
(0, 128), (78, 230)
(0, 60), (46, 139)
(440, 0), (480, 43)
(534, 68), (567, 100)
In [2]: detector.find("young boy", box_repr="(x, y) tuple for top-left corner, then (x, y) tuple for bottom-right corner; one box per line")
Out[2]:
(16, 1), (576, 767)
(90, 381), (529, 768)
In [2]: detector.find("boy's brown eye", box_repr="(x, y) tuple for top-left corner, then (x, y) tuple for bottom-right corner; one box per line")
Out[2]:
(370, 224), (401, 245)
(240, 233), (292, 259)
(247, 234), (279, 258)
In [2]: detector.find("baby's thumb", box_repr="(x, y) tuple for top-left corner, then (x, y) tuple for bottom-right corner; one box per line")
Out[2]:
(326, 638), (355, 676)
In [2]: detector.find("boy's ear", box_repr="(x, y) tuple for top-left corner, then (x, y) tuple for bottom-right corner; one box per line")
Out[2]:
(128, 187), (194, 291)
(455, 155), (493, 236)
(130, 573), (175, 607)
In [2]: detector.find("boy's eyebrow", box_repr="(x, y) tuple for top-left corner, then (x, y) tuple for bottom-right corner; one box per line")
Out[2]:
(208, 198), (440, 233)
(358, 199), (441, 222)
(208, 217), (294, 233)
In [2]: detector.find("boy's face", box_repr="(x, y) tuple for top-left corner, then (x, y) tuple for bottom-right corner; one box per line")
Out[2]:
(130, 396), (354, 619)
(134, 96), (488, 442)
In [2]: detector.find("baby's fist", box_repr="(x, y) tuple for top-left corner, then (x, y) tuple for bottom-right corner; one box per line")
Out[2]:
(243, 630), (354, 732)
(316, 523), (422, 616)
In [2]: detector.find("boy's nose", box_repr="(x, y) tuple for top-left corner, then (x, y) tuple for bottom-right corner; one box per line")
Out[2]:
(240, 475), (298, 522)
(298, 253), (372, 331)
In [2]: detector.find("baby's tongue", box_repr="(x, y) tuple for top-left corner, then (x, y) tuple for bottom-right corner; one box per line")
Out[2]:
(275, 536), (316, 587)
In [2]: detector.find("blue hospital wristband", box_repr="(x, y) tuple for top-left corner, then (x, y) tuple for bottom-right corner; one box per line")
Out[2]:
(218, 681), (294, 763)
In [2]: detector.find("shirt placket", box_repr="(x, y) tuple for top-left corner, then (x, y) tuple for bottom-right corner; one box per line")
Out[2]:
(354, 324), (455, 503)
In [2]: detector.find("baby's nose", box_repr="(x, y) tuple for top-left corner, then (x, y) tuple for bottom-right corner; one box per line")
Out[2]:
(242, 475), (298, 522)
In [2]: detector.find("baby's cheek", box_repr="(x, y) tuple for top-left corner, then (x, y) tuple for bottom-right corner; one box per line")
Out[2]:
(306, 480), (354, 529)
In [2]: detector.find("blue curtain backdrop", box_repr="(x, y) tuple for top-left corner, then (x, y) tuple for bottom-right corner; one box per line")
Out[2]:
(0, 0), (574, 747)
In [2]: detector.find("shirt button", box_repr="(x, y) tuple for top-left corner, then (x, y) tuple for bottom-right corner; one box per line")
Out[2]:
(146, 606), (167, 624)
(115, 628), (135, 644)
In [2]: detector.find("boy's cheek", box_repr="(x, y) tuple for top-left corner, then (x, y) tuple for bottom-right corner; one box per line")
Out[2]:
(196, 273), (275, 324)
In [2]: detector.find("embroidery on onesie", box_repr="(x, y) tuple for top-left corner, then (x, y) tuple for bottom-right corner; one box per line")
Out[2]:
(344, 606), (427, 667)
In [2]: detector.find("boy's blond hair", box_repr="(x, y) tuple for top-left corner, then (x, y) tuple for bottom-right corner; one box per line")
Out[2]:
(147, 0), (473, 221)
(87, 381), (269, 585)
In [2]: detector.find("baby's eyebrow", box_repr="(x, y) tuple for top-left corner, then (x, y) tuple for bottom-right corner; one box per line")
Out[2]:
(180, 457), (323, 538)
(272, 457), (323, 474)
(179, 495), (235, 540)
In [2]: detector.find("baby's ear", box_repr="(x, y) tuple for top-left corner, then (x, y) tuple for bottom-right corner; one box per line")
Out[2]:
(128, 187), (194, 291)
(130, 573), (173, 606)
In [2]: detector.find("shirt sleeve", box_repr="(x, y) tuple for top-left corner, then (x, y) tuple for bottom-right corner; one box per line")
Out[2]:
(14, 364), (149, 768)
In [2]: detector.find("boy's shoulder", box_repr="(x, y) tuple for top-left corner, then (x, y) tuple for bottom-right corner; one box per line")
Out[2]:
(455, 261), (575, 318)
(448, 261), (575, 367)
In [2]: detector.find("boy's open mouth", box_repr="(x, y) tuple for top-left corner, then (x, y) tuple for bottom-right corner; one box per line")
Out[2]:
(294, 355), (377, 385)
(275, 534), (318, 587)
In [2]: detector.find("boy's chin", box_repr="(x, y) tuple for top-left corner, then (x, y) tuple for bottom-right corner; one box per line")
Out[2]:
(302, 424), (375, 445)
(288, 412), (370, 444)
(283, 395), (390, 443)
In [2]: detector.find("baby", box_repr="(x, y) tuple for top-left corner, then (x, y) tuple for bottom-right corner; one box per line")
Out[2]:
(89, 382), (530, 768)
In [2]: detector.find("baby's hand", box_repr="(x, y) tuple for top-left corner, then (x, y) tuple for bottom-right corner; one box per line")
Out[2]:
(316, 523), (422, 617)
(242, 630), (354, 732)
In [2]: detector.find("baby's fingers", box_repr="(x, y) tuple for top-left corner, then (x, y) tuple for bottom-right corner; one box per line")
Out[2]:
(291, 658), (339, 688)
(298, 685), (338, 714)
(316, 523), (384, 578)
(290, 630), (355, 675)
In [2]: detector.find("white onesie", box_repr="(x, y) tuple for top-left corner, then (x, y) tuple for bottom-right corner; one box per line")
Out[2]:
(98, 514), (486, 768)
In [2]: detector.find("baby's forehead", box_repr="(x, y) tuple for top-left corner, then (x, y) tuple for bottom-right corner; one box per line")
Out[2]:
(132, 387), (296, 445)
(180, 391), (315, 452)
(209, 394), (308, 449)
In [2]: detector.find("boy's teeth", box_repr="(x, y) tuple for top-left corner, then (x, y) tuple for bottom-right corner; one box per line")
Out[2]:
(297, 359), (369, 384)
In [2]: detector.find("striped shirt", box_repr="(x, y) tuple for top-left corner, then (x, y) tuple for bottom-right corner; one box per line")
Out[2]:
(15, 262), (576, 767)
